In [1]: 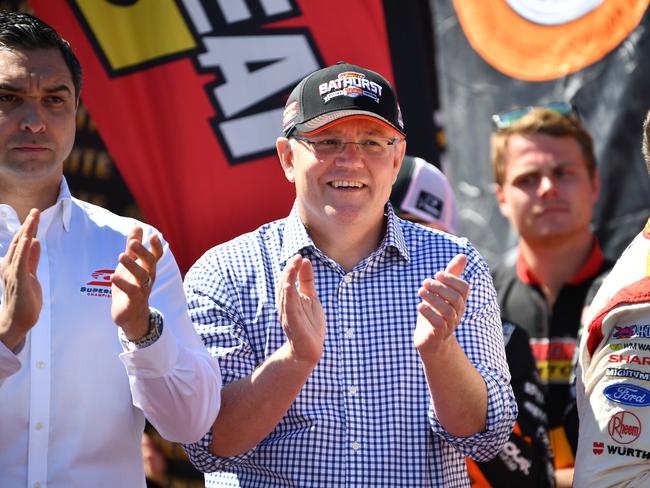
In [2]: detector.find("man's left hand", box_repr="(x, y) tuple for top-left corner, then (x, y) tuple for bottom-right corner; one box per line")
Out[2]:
(111, 226), (163, 340)
(414, 254), (469, 356)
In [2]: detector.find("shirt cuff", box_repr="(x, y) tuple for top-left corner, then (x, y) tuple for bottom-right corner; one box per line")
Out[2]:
(0, 339), (22, 382)
(119, 316), (180, 379)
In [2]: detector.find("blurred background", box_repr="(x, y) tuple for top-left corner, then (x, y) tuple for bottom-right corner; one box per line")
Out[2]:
(6, 0), (650, 271)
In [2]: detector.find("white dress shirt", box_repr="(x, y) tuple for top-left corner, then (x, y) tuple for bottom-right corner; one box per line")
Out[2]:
(0, 179), (221, 488)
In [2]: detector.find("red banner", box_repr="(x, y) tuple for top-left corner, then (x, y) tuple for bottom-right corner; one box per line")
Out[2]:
(30, 0), (395, 272)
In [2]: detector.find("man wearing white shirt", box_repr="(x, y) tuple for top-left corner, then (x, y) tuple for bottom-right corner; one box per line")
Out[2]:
(0, 11), (221, 488)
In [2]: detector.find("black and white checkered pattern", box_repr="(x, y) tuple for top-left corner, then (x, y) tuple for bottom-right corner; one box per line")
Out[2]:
(184, 205), (517, 487)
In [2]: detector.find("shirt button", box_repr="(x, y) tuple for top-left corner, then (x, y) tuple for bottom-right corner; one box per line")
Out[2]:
(344, 328), (354, 339)
(351, 441), (361, 451)
(343, 275), (353, 284)
(348, 386), (358, 395)
(35, 422), (44, 431)
(36, 361), (46, 369)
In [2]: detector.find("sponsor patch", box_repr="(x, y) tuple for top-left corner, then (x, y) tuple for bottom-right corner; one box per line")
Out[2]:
(606, 368), (650, 382)
(613, 325), (650, 340)
(318, 71), (382, 104)
(497, 441), (531, 475)
(610, 342), (650, 352)
(415, 190), (443, 219)
(608, 411), (642, 444)
(593, 442), (604, 455)
(592, 441), (650, 459)
(80, 269), (113, 298)
(603, 383), (650, 407)
(609, 354), (650, 366)
(282, 100), (298, 132)
(530, 338), (576, 384)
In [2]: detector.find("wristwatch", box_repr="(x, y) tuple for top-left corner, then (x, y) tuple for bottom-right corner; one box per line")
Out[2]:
(119, 308), (164, 352)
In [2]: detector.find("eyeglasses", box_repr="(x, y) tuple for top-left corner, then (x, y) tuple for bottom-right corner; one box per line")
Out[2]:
(292, 136), (403, 157)
(492, 101), (578, 129)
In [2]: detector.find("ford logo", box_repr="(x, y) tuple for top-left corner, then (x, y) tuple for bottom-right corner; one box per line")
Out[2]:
(604, 383), (650, 407)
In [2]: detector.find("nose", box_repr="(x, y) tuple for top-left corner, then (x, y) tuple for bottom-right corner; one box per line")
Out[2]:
(19, 101), (46, 134)
(333, 142), (364, 167)
(538, 174), (557, 196)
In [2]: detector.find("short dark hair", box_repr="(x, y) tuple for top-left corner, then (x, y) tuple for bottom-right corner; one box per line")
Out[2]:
(643, 110), (650, 171)
(0, 11), (82, 98)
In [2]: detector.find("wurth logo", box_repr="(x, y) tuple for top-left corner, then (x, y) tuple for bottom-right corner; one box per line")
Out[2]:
(593, 442), (604, 455)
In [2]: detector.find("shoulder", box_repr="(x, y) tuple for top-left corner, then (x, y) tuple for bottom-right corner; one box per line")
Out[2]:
(489, 256), (517, 288)
(186, 217), (286, 277)
(71, 197), (160, 238)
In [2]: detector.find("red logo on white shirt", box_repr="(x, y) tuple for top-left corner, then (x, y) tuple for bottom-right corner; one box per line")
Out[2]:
(86, 269), (114, 287)
(80, 269), (113, 298)
(593, 442), (604, 455)
(608, 411), (642, 444)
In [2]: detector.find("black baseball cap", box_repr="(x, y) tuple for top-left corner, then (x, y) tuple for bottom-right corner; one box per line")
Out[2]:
(282, 61), (406, 138)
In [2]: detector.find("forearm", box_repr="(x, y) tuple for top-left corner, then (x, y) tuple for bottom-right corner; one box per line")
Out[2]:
(419, 336), (487, 437)
(210, 341), (316, 457)
(122, 326), (222, 444)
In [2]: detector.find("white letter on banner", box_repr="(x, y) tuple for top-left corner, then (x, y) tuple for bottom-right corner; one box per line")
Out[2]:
(199, 35), (319, 118)
(213, 0), (293, 23)
(219, 108), (283, 159)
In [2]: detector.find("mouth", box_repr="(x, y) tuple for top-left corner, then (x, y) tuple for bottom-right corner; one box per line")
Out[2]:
(535, 206), (569, 217)
(11, 143), (51, 152)
(328, 180), (365, 189)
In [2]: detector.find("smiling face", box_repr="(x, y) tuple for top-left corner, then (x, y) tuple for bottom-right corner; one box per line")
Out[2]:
(496, 133), (599, 245)
(0, 47), (76, 196)
(277, 118), (405, 239)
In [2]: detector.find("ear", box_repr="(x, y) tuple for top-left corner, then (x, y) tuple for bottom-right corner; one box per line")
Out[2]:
(391, 140), (407, 184)
(590, 166), (601, 205)
(276, 137), (296, 183)
(495, 183), (511, 219)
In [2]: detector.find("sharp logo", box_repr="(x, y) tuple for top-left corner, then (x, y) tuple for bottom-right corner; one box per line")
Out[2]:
(69, 0), (323, 164)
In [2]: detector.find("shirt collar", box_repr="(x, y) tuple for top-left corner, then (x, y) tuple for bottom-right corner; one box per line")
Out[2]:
(383, 203), (410, 262)
(516, 237), (605, 286)
(0, 177), (72, 236)
(280, 203), (316, 265)
(279, 202), (410, 266)
(40, 177), (72, 234)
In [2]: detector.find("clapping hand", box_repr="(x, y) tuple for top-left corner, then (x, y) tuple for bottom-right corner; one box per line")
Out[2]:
(277, 255), (326, 365)
(0, 209), (42, 351)
(414, 254), (469, 356)
(111, 226), (163, 340)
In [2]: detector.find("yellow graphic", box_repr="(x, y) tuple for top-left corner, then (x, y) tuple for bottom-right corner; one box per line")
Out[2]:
(549, 426), (574, 469)
(74, 0), (196, 70)
(453, 0), (649, 81)
(537, 359), (573, 383)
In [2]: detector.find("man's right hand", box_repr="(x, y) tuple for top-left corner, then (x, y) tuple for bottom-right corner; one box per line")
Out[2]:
(277, 255), (326, 366)
(0, 209), (42, 352)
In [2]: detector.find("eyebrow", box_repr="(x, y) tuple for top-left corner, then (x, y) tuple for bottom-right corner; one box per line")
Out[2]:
(0, 82), (72, 95)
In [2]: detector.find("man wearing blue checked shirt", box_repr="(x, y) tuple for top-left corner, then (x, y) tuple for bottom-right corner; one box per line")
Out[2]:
(183, 62), (517, 487)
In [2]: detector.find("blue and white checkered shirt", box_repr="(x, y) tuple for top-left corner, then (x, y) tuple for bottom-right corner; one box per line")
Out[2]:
(184, 204), (516, 487)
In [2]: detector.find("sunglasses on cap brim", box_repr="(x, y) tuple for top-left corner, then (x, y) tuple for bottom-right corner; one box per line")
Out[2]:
(491, 101), (578, 129)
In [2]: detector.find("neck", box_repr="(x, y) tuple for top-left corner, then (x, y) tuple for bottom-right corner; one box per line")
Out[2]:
(305, 213), (387, 272)
(519, 231), (595, 306)
(0, 177), (60, 222)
